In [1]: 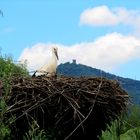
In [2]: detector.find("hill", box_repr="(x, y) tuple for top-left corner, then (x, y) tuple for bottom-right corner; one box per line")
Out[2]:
(57, 61), (140, 104)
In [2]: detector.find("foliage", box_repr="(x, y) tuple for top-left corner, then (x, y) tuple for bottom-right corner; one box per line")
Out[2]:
(0, 55), (29, 139)
(23, 121), (47, 140)
(120, 126), (140, 140)
(0, 55), (29, 80)
(121, 105), (140, 133)
(99, 105), (140, 140)
(0, 123), (11, 140)
(99, 119), (121, 140)
(23, 121), (61, 140)
(0, 55), (29, 97)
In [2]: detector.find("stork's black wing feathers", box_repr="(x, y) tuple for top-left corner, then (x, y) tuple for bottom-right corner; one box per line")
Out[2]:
(32, 71), (37, 77)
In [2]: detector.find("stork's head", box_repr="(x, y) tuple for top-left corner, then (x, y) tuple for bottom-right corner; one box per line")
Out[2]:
(52, 47), (59, 60)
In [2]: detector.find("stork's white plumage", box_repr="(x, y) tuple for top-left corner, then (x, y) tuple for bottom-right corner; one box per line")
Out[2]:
(32, 47), (59, 77)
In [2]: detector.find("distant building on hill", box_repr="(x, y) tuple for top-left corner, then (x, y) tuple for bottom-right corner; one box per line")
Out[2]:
(72, 59), (76, 64)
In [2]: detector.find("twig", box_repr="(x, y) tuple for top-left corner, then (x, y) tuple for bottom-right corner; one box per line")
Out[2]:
(64, 78), (103, 140)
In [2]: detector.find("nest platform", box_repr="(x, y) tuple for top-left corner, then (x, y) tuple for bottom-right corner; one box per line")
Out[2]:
(5, 76), (129, 140)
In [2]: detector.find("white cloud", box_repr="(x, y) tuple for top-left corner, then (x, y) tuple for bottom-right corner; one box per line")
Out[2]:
(80, 5), (140, 27)
(19, 32), (140, 72)
(80, 5), (118, 26)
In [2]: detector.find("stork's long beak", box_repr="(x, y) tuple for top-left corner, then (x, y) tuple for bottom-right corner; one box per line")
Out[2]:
(54, 50), (59, 60)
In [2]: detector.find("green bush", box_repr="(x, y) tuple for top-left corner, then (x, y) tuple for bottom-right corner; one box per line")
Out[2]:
(0, 55), (29, 79)
(99, 105), (140, 140)
(99, 119), (121, 140)
(0, 55), (29, 139)
(120, 126), (140, 140)
(23, 121), (47, 140)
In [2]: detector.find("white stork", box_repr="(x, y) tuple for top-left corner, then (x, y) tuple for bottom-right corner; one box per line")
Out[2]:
(32, 47), (59, 77)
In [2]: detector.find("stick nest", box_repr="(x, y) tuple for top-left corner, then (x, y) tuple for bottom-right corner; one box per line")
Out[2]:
(6, 76), (129, 140)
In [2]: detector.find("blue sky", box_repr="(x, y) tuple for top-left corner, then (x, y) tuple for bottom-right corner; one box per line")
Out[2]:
(0, 0), (140, 80)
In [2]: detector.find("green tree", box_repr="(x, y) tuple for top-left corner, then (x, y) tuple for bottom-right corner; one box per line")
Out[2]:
(99, 105), (140, 140)
(0, 55), (29, 139)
